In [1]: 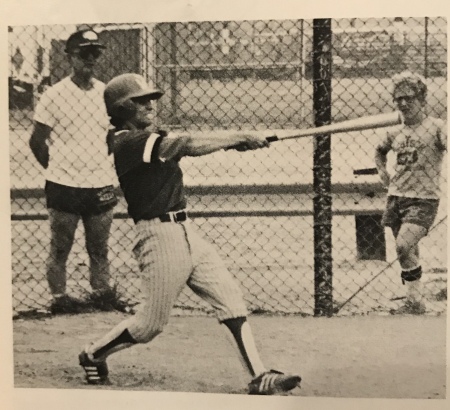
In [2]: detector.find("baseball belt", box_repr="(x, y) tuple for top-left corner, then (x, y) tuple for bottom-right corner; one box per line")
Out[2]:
(157, 210), (187, 223)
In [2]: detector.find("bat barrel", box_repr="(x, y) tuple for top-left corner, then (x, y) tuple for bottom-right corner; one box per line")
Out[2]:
(273, 111), (402, 141)
(319, 111), (402, 134)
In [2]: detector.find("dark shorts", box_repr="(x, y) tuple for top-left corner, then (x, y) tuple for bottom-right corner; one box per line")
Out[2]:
(45, 181), (118, 216)
(382, 195), (440, 231)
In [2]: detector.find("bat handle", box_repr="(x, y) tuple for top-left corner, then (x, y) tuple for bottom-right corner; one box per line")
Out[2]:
(225, 135), (278, 151)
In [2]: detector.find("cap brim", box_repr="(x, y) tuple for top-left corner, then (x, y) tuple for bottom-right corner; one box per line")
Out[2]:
(129, 88), (164, 101)
(78, 42), (106, 48)
(65, 43), (106, 52)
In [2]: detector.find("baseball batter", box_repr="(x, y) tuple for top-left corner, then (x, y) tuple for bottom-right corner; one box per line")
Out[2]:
(375, 71), (447, 313)
(79, 73), (301, 395)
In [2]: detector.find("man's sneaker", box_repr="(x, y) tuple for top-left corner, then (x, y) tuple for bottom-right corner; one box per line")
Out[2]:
(248, 369), (301, 395)
(79, 350), (110, 385)
(88, 288), (128, 313)
(50, 295), (90, 315)
(395, 299), (427, 315)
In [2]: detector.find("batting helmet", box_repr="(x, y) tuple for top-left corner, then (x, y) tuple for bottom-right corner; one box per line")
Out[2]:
(104, 73), (164, 120)
(391, 71), (427, 101)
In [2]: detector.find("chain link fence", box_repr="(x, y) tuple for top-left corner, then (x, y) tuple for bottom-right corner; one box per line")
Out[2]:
(9, 17), (447, 317)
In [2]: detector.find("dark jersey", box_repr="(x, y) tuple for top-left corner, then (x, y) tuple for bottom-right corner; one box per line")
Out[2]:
(108, 128), (187, 223)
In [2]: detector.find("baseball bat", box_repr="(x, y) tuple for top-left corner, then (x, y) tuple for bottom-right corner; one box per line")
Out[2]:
(266, 111), (402, 143)
(227, 111), (402, 151)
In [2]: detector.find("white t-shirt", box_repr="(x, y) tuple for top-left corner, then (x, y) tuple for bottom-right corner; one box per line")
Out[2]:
(34, 77), (116, 188)
(379, 117), (447, 199)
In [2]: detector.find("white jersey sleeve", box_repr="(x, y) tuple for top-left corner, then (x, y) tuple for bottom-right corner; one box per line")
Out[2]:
(33, 89), (56, 128)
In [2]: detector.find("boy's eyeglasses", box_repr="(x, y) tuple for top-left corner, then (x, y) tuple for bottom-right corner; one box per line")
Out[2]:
(73, 47), (102, 60)
(394, 95), (417, 104)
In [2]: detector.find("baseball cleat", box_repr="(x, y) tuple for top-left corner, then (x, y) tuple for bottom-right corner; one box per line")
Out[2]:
(248, 369), (301, 395)
(79, 351), (110, 385)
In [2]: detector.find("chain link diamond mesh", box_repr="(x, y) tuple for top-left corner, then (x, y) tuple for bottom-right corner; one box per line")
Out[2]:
(9, 17), (447, 317)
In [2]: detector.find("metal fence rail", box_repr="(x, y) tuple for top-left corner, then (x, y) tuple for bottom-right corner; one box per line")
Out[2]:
(9, 17), (447, 316)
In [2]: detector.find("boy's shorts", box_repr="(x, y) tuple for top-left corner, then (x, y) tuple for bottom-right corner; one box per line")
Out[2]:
(382, 195), (440, 232)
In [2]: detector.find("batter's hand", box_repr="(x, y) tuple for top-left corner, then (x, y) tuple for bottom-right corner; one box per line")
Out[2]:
(228, 131), (272, 151)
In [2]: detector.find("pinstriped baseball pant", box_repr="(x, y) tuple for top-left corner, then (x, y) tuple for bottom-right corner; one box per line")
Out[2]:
(123, 218), (248, 343)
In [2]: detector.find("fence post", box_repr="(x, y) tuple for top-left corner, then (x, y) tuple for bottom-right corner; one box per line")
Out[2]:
(312, 19), (333, 317)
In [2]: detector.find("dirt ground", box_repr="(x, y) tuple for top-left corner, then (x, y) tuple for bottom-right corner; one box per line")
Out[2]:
(12, 312), (446, 399)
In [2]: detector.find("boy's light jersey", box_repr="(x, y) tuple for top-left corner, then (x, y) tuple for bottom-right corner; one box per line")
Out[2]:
(379, 117), (447, 199)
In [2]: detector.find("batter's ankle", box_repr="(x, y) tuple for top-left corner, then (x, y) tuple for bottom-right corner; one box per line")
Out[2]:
(222, 317), (266, 377)
(92, 329), (137, 359)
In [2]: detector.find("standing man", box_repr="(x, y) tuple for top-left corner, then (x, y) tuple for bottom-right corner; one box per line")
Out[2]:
(78, 73), (301, 395)
(29, 29), (124, 314)
(375, 71), (447, 314)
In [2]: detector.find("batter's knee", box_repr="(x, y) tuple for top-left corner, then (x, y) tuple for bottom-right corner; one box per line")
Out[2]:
(137, 328), (163, 344)
(129, 320), (165, 344)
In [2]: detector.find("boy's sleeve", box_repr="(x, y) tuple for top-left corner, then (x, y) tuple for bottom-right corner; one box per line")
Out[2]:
(114, 130), (160, 177)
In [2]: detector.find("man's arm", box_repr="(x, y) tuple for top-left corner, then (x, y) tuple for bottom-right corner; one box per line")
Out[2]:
(437, 121), (447, 151)
(29, 121), (52, 169)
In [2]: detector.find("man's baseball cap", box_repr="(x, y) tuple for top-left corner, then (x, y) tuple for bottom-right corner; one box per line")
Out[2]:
(65, 29), (106, 53)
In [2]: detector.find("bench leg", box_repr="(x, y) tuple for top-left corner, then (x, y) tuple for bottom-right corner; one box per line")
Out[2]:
(355, 214), (386, 261)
